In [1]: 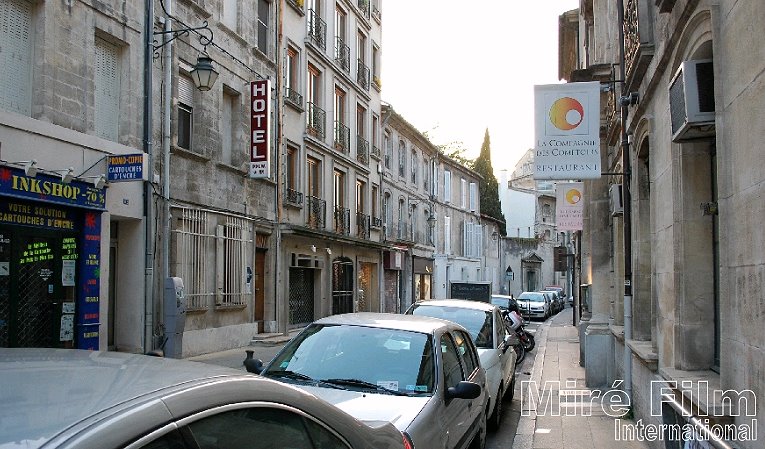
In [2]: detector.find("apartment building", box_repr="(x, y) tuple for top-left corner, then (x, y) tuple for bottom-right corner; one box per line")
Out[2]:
(277, 0), (385, 330)
(559, 1), (765, 447)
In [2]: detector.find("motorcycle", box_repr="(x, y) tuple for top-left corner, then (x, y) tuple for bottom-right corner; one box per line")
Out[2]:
(503, 309), (535, 362)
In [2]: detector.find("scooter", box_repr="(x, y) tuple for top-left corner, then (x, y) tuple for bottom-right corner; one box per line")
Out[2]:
(503, 310), (536, 360)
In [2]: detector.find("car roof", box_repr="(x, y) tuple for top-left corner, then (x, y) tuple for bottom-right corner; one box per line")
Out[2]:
(0, 348), (396, 448)
(313, 311), (463, 333)
(411, 299), (497, 313)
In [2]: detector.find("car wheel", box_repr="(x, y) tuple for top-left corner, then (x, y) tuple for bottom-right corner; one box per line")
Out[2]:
(489, 389), (503, 430)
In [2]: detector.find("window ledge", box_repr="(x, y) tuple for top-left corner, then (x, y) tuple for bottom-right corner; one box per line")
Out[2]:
(659, 367), (726, 417)
(215, 161), (248, 176)
(214, 303), (247, 311)
(172, 145), (210, 163)
(626, 339), (658, 371)
(610, 324), (625, 343)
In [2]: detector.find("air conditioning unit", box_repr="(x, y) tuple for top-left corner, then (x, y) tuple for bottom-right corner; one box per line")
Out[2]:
(609, 184), (623, 216)
(669, 59), (715, 142)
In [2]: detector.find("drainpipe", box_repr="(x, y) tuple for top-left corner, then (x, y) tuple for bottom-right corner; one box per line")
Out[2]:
(274, 0), (285, 334)
(617, 0), (633, 405)
(161, 0), (172, 297)
(143, 0), (155, 352)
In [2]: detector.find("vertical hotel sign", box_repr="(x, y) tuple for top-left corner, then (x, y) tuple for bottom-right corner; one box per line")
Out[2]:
(250, 79), (271, 178)
(556, 182), (584, 231)
(534, 82), (601, 180)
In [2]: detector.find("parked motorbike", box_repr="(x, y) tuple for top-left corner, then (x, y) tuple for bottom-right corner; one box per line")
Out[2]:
(503, 309), (535, 363)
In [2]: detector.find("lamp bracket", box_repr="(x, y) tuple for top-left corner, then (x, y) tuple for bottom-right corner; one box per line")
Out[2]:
(152, 0), (214, 59)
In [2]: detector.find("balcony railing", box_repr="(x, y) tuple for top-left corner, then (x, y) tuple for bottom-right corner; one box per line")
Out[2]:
(356, 59), (370, 90)
(371, 0), (380, 20)
(371, 216), (382, 228)
(356, 212), (370, 239)
(307, 102), (326, 139)
(335, 36), (350, 73)
(308, 10), (326, 50)
(334, 121), (350, 153)
(356, 136), (369, 165)
(285, 188), (303, 205)
(334, 206), (350, 235)
(371, 144), (380, 159)
(307, 196), (325, 229)
(285, 87), (303, 110)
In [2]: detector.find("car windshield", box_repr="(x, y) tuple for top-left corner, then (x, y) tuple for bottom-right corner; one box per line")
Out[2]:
(490, 297), (510, 309)
(264, 324), (435, 396)
(519, 293), (546, 303)
(409, 305), (494, 349)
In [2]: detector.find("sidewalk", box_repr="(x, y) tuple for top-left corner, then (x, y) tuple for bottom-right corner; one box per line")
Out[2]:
(184, 329), (299, 370)
(513, 308), (650, 449)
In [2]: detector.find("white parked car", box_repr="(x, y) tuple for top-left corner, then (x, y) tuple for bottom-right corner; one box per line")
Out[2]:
(253, 312), (489, 449)
(406, 299), (518, 430)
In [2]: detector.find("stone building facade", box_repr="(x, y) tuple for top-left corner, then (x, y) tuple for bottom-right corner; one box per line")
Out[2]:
(559, 1), (764, 447)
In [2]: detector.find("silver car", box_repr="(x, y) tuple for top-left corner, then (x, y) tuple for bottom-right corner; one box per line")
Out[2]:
(406, 299), (518, 430)
(254, 312), (489, 449)
(517, 291), (550, 319)
(0, 348), (408, 449)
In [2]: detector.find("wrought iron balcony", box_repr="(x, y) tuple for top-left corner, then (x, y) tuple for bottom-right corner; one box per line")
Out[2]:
(285, 87), (303, 110)
(334, 206), (350, 235)
(371, 0), (380, 20)
(307, 195), (326, 229)
(623, 0), (654, 90)
(335, 36), (350, 73)
(371, 144), (380, 159)
(334, 121), (350, 153)
(308, 10), (326, 50)
(356, 212), (370, 239)
(356, 59), (370, 91)
(356, 136), (370, 165)
(285, 188), (303, 205)
(307, 102), (326, 139)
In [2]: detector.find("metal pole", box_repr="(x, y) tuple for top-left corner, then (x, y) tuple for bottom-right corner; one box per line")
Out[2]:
(617, 0), (633, 404)
(143, 0), (155, 352)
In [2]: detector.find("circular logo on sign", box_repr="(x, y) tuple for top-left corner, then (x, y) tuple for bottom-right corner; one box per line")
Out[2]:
(566, 188), (582, 205)
(549, 97), (584, 131)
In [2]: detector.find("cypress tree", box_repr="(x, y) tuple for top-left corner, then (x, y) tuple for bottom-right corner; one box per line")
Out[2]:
(473, 129), (507, 234)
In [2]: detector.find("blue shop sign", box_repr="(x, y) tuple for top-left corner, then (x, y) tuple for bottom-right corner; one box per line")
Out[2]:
(0, 166), (106, 210)
(107, 154), (145, 182)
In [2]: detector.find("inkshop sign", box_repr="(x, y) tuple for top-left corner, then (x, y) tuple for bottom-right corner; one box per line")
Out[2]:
(0, 166), (106, 210)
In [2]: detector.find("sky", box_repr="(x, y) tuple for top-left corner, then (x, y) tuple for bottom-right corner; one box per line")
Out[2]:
(381, 1), (580, 174)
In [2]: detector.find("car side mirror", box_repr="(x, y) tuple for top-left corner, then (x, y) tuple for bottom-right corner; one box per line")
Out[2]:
(446, 381), (481, 400)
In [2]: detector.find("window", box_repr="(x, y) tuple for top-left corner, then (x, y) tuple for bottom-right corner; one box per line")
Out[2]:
(0, 0), (33, 115)
(221, 89), (238, 165)
(176, 208), (212, 309)
(334, 87), (348, 150)
(461, 178), (467, 209)
(177, 75), (194, 150)
(307, 156), (321, 198)
(334, 87), (346, 125)
(372, 114), (379, 152)
(286, 145), (298, 194)
(444, 215), (451, 254)
(355, 179), (365, 214)
(94, 37), (120, 141)
(444, 170), (451, 203)
(285, 46), (301, 107)
(307, 63), (321, 105)
(469, 182), (477, 212)
(334, 169), (345, 210)
(432, 159), (439, 197)
(398, 140), (406, 177)
(371, 184), (379, 220)
(411, 149), (417, 184)
(441, 334), (465, 389)
(454, 330), (479, 375)
(257, 0), (269, 54)
(384, 133), (391, 169)
(383, 192), (390, 235)
(463, 221), (483, 258)
(357, 30), (366, 65)
(372, 43), (380, 87)
(222, 0), (238, 30)
(218, 216), (251, 307)
(182, 407), (350, 449)
(306, 63), (323, 138)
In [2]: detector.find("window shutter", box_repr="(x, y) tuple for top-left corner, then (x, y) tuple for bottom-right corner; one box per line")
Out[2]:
(0, 0), (32, 115)
(463, 221), (471, 257)
(474, 224), (482, 257)
(469, 182), (477, 212)
(444, 216), (451, 254)
(433, 162), (439, 197)
(461, 179), (467, 209)
(179, 75), (194, 106)
(94, 38), (120, 141)
(444, 170), (451, 203)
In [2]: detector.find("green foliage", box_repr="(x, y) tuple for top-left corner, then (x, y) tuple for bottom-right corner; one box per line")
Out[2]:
(473, 129), (507, 234)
